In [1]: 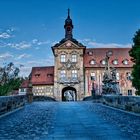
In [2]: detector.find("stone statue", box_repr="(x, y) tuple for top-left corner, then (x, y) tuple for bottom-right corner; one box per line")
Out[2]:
(102, 52), (120, 95)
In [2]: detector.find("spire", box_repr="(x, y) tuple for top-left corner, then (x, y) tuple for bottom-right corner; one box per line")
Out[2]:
(64, 9), (73, 39)
(68, 8), (70, 18)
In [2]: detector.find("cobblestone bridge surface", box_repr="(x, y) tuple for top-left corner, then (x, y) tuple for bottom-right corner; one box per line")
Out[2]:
(0, 101), (140, 140)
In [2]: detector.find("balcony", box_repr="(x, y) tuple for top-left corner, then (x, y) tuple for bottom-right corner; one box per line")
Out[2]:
(58, 77), (80, 85)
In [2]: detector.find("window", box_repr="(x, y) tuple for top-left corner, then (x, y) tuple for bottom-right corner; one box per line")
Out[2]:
(60, 54), (66, 62)
(123, 59), (128, 65)
(47, 74), (53, 77)
(35, 74), (40, 77)
(128, 90), (132, 95)
(71, 54), (77, 62)
(116, 72), (120, 80)
(112, 59), (118, 65)
(126, 72), (131, 80)
(90, 60), (96, 65)
(88, 51), (93, 55)
(107, 51), (113, 56)
(60, 70), (66, 78)
(72, 70), (77, 78)
(20, 88), (24, 92)
(101, 60), (106, 65)
(91, 72), (96, 80)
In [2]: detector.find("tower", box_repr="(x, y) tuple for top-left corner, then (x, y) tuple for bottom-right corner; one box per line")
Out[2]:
(52, 10), (86, 101)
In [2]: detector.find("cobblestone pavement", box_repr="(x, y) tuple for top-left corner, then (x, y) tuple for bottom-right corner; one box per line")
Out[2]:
(0, 101), (140, 140)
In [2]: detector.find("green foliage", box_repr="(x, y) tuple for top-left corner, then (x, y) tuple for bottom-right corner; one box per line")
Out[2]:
(0, 62), (22, 96)
(129, 29), (140, 95)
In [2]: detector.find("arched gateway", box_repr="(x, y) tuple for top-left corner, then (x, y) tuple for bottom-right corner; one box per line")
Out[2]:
(62, 87), (77, 101)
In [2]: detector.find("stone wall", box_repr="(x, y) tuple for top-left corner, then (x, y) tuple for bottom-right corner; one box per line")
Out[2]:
(102, 95), (140, 113)
(0, 95), (26, 115)
(33, 95), (56, 101)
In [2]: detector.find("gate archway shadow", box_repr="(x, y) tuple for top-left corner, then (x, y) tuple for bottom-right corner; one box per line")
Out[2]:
(62, 87), (77, 101)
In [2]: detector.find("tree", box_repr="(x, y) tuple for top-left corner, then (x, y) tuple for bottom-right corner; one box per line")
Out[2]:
(0, 62), (22, 96)
(129, 29), (140, 95)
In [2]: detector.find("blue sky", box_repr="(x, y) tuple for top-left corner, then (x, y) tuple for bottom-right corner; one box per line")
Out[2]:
(0, 0), (140, 77)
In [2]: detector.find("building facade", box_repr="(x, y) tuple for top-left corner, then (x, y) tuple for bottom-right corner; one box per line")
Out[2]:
(30, 10), (135, 101)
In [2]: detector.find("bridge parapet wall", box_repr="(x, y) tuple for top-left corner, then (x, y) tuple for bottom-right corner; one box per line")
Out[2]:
(0, 95), (26, 116)
(102, 95), (140, 113)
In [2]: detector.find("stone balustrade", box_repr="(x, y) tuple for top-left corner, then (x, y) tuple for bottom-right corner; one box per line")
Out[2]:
(0, 95), (27, 115)
(102, 95), (140, 113)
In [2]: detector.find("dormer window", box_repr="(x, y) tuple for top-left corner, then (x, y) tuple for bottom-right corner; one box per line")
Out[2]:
(107, 51), (113, 56)
(101, 59), (106, 65)
(123, 59), (128, 65)
(112, 59), (118, 65)
(88, 51), (93, 55)
(47, 74), (53, 77)
(35, 74), (40, 78)
(90, 60), (96, 65)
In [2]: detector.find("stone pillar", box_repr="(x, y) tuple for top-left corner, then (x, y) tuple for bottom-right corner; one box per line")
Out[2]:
(26, 84), (33, 103)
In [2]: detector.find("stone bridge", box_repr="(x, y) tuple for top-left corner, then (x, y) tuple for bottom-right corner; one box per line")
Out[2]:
(0, 98), (140, 139)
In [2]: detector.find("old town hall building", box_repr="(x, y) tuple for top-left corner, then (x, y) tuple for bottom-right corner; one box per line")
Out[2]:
(30, 10), (135, 101)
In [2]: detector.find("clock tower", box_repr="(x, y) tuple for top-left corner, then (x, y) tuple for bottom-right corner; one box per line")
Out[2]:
(52, 10), (86, 101)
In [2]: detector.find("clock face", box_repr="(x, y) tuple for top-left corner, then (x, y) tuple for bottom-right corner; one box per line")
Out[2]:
(66, 42), (71, 47)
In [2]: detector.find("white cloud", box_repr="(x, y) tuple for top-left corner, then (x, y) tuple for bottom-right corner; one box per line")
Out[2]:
(32, 39), (50, 46)
(10, 42), (31, 50)
(0, 32), (11, 39)
(0, 52), (13, 60)
(0, 27), (16, 39)
(51, 41), (59, 46)
(79, 38), (131, 48)
(88, 41), (131, 48)
(16, 53), (31, 60)
(32, 39), (38, 44)
(19, 66), (32, 77)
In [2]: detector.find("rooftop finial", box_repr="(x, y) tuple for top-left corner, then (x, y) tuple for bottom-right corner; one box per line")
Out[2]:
(68, 8), (70, 18)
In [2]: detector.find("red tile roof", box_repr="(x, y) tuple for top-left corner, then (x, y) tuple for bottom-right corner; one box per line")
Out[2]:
(20, 79), (29, 88)
(31, 66), (54, 85)
(84, 48), (133, 68)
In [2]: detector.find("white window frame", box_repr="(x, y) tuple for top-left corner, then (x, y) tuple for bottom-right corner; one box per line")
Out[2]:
(71, 54), (77, 62)
(91, 72), (96, 80)
(116, 72), (120, 80)
(60, 54), (66, 62)
(72, 70), (77, 78)
(60, 70), (66, 78)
